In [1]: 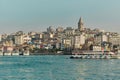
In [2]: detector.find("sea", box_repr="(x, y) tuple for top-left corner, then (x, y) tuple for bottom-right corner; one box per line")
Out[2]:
(0, 55), (120, 80)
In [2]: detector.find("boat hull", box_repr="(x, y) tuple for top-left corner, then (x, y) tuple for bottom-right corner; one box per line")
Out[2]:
(4, 53), (12, 56)
(12, 53), (19, 56)
(23, 53), (30, 55)
(70, 54), (120, 59)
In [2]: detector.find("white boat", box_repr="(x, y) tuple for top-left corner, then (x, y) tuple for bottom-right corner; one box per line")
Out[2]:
(0, 52), (3, 56)
(23, 53), (29, 55)
(23, 50), (30, 55)
(12, 53), (19, 56)
(70, 51), (120, 59)
(4, 53), (12, 56)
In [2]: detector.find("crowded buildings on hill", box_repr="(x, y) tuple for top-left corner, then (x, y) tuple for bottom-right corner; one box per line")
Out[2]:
(0, 17), (120, 54)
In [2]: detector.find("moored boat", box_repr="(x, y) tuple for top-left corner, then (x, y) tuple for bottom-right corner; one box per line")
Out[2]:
(3, 52), (12, 56)
(0, 52), (3, 56)
(12, 53), (19, 56)
(70, 51), (120, 59)
(23, 50), (30, 55)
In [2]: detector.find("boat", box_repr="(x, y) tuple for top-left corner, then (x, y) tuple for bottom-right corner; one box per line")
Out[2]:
(11, 50), (20, 55)
(23, 50), (30, 55)
(0, 50), (30, 56)
(0, 53), (3, 56)
(3, 52), (12, 56)
(0, 51), (3, 56)
(12, 53), (19, 56)
(70, 51), (120, 59)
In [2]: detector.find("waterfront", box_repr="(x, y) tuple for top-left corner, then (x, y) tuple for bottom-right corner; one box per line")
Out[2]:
(0, 55), (120, 80)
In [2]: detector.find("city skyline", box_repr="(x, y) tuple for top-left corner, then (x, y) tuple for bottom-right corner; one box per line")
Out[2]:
(0, 0), (120, 34)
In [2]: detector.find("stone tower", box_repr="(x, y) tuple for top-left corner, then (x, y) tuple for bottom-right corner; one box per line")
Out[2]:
(78, 17), (84, 31)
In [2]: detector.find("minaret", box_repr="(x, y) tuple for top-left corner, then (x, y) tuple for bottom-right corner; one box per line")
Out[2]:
(78, 17), (84, 31)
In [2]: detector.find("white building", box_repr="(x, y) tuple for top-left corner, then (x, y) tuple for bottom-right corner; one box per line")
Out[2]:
(93, 45), (101, 51)
(74, 34), (85, 49)
(64, 27), (75, 36)
(109, 34), (120, 45)
(14, 35), (24, 45)
(23, 35), (31, 43)
(63, 38), (71, 48)
(94, 33), (108, 44)
(56, 27), (64, 33)
(49, 33), (54, 38)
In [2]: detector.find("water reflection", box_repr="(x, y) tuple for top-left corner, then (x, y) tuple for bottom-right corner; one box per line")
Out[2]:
(72, 59), (120, 80)
(0, 56), (120, 80)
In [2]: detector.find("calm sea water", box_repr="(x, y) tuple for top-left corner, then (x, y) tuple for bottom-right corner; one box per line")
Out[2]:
(0, 55), (120, 80)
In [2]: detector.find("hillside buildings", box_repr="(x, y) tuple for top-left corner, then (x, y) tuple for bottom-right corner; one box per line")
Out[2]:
(0, 17), (119, 54)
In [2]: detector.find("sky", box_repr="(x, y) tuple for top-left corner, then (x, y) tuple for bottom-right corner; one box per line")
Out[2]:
(0, 0), (120, 34)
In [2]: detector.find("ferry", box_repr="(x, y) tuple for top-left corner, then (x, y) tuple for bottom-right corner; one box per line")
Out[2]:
(70, 51), (120, 59)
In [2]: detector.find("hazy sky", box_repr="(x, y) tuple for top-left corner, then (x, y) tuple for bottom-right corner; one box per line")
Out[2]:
(0, 0), (120, 34)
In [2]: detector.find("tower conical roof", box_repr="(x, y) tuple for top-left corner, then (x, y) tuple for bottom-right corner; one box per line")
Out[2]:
(78, 17), (84, 31)
(78, 17), (83, 24)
